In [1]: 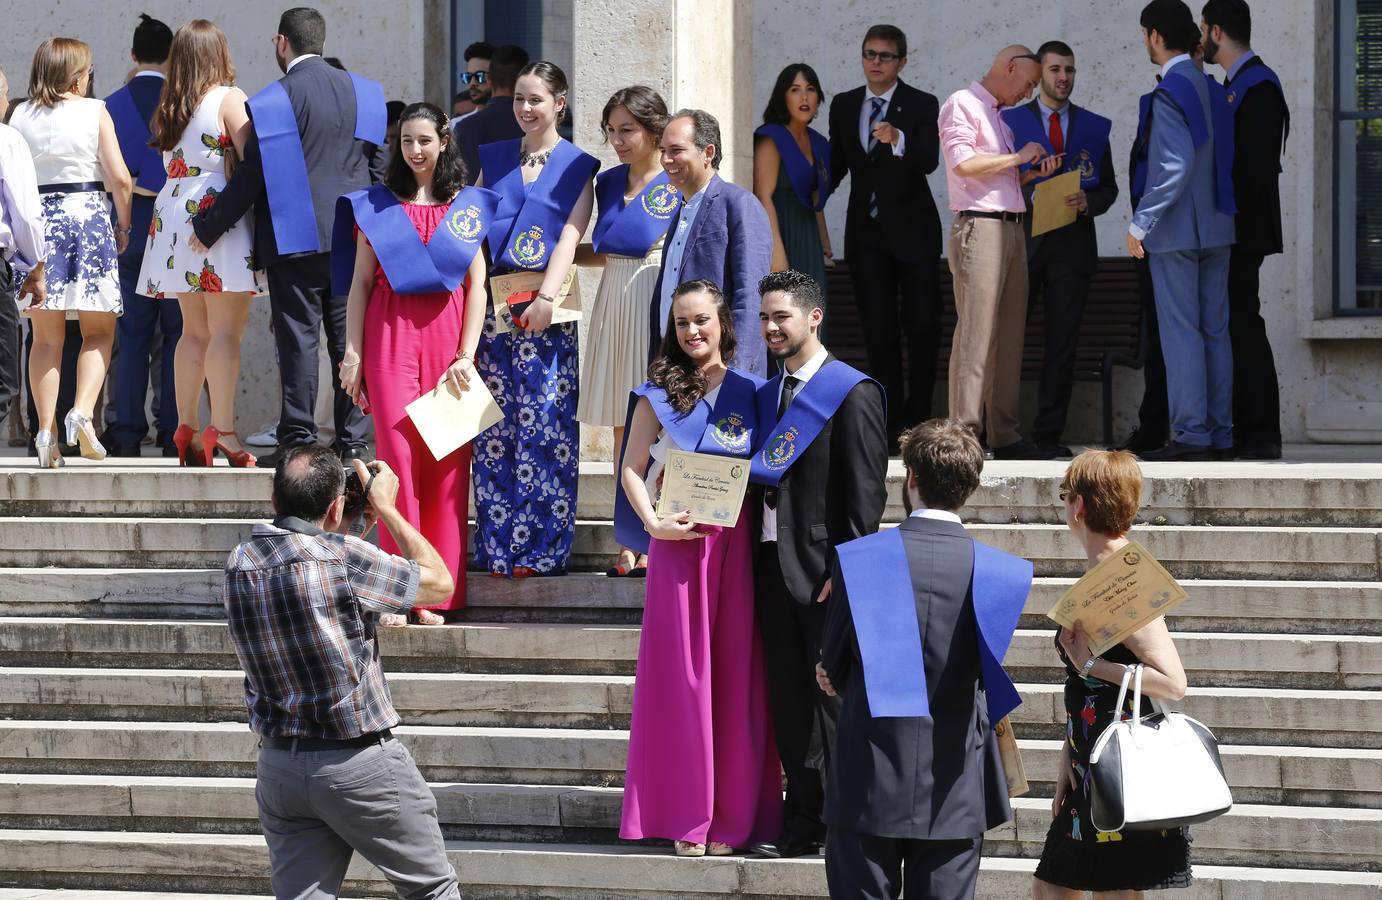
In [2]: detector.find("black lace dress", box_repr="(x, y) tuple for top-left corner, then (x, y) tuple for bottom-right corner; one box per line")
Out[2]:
(1032, 633), (1193, 892)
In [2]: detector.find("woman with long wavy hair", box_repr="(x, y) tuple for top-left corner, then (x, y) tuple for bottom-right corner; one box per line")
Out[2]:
(616, 279), (783, 857)
(139, 19), (258, 466)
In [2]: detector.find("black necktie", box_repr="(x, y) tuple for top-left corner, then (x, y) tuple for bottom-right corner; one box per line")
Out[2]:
(778, 375), (800, 420)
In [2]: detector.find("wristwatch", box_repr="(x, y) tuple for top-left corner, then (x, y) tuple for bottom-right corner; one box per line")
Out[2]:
(1081, 656), (1099, 677)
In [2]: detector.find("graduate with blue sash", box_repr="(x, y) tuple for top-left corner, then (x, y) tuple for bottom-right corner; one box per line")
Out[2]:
(819, 420), (1028, 898)
(618, 280), (784, 856)
(470, 61), (599, 578)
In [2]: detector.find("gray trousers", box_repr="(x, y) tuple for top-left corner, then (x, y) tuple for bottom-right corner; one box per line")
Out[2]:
(256, 736), (460, 900)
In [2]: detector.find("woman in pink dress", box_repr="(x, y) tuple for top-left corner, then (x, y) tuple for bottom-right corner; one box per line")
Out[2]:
(338, 102), (496, 623)
(616, 279), (783, 856)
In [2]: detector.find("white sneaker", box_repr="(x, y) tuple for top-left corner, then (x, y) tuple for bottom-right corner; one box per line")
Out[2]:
(245, 424), (279, 448)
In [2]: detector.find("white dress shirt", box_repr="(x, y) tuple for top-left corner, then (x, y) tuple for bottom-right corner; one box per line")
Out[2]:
(0, 123), (46, 275)
(286, 54), (319, 74)
(857, 82), (906, 158)
(908, 507), (962, 524)
(657, 180), (710, 333)
(761, 345), (830, 543)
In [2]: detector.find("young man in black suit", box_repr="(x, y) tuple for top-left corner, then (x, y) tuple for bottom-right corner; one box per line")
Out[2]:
(191, 7), (387, 464)
(1201, 0), (1289, 459)
(817, 418), (1029, 899)
(455, 44), (529, 185)
(748, 270), (889, 860)
(828, 24), (942, 444)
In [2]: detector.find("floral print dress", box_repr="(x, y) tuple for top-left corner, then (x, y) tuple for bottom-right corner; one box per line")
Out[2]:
(138, 85), (257, 297)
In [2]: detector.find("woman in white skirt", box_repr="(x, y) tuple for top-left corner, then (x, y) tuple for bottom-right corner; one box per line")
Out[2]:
(578, 86), (681, 577)
(139, 19), (258, 467)
(10, 37), (132, 467)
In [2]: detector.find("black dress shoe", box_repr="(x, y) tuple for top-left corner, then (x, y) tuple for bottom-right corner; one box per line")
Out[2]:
(1115, 428), (1168, 453)
(1137, 441), (1213, 462)
(255, 444), (312, 469)
(339, 445), (372, 463)
(991, 438), (1046, 461)
(748, 836), (820, 859)
(1035, 442), (1074, 460)
(107, 442), (143, 458)
(1236, 441), (1282, 461)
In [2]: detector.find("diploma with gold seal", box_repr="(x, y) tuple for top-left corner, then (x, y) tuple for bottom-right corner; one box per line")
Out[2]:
(1046, 539), (1189, 657)
(655, 449), (750, 528)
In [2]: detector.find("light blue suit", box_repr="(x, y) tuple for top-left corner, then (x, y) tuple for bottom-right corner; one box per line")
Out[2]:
(1132, 58), (1236, 449)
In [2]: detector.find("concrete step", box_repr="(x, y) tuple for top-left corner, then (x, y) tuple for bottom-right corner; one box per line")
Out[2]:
(0, 722), (1375, 807)
(4, 618), (1380, 688)
(8, 459), (1382, 527)
(3, 667), (1379, 747)
(4, 517), (1380, 579)
(0, 775), (1374, 872)
(0, 830), (1379, 897)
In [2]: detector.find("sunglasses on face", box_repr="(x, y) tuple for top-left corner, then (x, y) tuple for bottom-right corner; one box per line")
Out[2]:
(1059, 490), (1072, 502)
(862, 50), (902, 63)
(460, 71), (488, 85)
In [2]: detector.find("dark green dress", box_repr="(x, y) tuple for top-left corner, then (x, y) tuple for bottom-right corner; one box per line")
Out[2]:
(771, 167), (828, 299)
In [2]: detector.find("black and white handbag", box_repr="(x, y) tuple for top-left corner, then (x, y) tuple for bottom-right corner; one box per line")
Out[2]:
(1088, 663), (1233, 832)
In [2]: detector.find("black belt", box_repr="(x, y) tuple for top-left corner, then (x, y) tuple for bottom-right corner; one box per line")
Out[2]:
(259, 729), (392, 752)
(960, 210), (1025, 223)
(39, 181), (105, 195)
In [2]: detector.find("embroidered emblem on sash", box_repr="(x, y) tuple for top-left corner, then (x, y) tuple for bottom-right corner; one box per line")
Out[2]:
(511, 225), (547, 268)
(449, 204), (485, 243)
(1076, 148), (1095, 180)
(1226, 90), (1237, 106)
(642, 183), (679, 220)
(763, 427), (799, 470)
(710, 412), (750, 453)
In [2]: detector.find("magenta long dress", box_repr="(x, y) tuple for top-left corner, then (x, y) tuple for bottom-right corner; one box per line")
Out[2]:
(619, 498), (784, 848)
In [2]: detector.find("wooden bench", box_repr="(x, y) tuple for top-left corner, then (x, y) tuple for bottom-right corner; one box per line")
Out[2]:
(823, 257), (1145, 445)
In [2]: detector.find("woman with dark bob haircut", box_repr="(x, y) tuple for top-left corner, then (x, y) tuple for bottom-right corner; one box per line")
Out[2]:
(339, 101), (498, 621)
(1033, 449), (1192, 897)
(578, 84), (681, 578)
(753, 63), (834, 297)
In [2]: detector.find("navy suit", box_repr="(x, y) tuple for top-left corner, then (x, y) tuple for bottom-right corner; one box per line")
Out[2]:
(192, 56), (388, 450)
(646, 174), (772, 376)
(107, 72), (182, 450)
(455, 100), (523, 187)
(822, 515), (1012, 899)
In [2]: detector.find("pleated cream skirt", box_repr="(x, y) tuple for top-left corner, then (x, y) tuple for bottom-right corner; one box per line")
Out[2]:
(578, 247), (663, 426)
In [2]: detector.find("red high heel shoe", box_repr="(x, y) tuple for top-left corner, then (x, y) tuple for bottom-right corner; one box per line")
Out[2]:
(201, 426), (257, 468)
(172, 424), (204, 467)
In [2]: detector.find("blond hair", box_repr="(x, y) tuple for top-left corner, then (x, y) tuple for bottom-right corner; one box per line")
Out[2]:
(151, 20), (236, 152)
(28, 37), (92, 107)
(1061, 450), (1144, 537)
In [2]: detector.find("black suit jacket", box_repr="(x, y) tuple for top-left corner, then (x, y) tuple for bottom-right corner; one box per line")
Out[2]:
(822, 516), (1012, 839)
(1011, 101), (1119, 271)
(1227, 56), (1288, 257)
(456, 99), (524, 187)
(192, 56), (388, 268)
(827, 80), (941, 260)
(766, 357), (888, 604)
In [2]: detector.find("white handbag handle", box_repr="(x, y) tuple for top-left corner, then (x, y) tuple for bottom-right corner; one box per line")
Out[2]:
(1112, 662), (1170, 727)
(1112, 663), (1137, 724)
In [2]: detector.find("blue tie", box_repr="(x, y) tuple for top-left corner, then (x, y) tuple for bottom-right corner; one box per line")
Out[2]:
(867, 97), (886, 217)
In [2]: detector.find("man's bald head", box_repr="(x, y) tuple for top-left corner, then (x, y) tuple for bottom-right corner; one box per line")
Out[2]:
(272, 445), (345, 523)
(983, 43), (1042, 107)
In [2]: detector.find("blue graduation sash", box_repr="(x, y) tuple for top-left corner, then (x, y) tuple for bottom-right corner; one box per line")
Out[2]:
(481, 138), (600, 271)
(612, 368), (765, 554)
(591, 166), (680, 257)
(1152, 71), (1237, 215)
(1226, 60), (1290, 145)
(836, 530), (1032, 722)
(329, 184), (499, 296)
(248, 71), (387, 255)
(753, 124), (832, 211)
(748, 360), (875, 487)
(105, 85), (166, 194)
(1001, 104), (1111, 191)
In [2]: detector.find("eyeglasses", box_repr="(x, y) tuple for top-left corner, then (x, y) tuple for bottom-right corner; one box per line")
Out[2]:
(862, 50), (902, 63)
(460, 71), (488, 85)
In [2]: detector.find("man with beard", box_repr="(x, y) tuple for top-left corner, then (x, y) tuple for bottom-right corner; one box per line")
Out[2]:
(747, 270), (889, 859)
(1001, 41), (1119, 459)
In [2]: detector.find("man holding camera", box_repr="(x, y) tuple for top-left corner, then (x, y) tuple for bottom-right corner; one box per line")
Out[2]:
(222, 445), (459, 899)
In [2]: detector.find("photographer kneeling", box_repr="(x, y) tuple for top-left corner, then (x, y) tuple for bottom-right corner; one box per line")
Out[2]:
(223, 445), (459, 899)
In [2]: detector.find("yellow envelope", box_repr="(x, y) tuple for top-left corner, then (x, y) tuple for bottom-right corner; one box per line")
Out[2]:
(404, 377), (504, 462)
(1030, 170), (1081, 237)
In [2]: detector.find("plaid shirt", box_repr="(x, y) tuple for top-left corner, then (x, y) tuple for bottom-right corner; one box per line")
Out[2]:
(223, 523), (420, 739)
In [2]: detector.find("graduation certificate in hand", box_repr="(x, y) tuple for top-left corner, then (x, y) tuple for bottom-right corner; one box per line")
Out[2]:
(1046, 540), (1189, 656)
(655, 449), (750, 528)
(404, 378), (504, 462)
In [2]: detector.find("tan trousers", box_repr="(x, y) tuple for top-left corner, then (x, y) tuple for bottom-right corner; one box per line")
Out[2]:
(946, 215), (1029, 448)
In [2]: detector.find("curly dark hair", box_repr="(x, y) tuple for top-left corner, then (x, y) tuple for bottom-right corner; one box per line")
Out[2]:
(383, 102), (467, 201)
(762, 63), (825, 126)
(649, 279), (737, 413)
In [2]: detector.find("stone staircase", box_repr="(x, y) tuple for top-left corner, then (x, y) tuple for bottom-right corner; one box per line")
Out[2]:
(0, 458), (1380, 898)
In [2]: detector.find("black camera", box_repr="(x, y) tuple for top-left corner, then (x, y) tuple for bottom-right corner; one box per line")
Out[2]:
(343, 468), (368, 518)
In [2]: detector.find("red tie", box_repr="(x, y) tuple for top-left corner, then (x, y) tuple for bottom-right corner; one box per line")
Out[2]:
(1049, 111), (1064, 156)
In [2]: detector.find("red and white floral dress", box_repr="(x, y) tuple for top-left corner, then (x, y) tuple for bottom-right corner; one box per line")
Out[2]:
(138, 84), (258, 297)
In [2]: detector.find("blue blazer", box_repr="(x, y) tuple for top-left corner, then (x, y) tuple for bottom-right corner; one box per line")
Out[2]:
(646, 174), (772, 376)
(104, 73), (164, 250)
(1132, 59), (1235, 254)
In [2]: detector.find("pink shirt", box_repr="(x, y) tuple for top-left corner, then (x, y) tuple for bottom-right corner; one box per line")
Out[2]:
(938, 81), (1025, 213)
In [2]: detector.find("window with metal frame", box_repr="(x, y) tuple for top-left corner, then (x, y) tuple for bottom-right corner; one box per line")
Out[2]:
(1337, 0), (1382, 313)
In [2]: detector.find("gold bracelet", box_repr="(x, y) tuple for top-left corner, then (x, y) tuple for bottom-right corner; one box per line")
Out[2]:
(454, 350), (470, 362)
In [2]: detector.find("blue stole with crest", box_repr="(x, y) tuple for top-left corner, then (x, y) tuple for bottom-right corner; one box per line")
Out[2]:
(329, 184), (499, 296)
(1146, 70), (1237, 216)
(481, 138), (600, 271)
(748, 360), (875, 487)
(836, 528), (1031, 721)
(1226, 61), (1290, 144)
(1001, 104), (1111, 191)
(612, 368), (765, 554)
(592, 166), (680, 257)
(753, 124), (832, 211)
(105, 85), (166, 195)
(249, 71), (387, 255)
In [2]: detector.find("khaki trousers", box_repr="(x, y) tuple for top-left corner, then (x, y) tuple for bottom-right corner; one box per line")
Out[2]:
(946, 216), (1029, 448)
